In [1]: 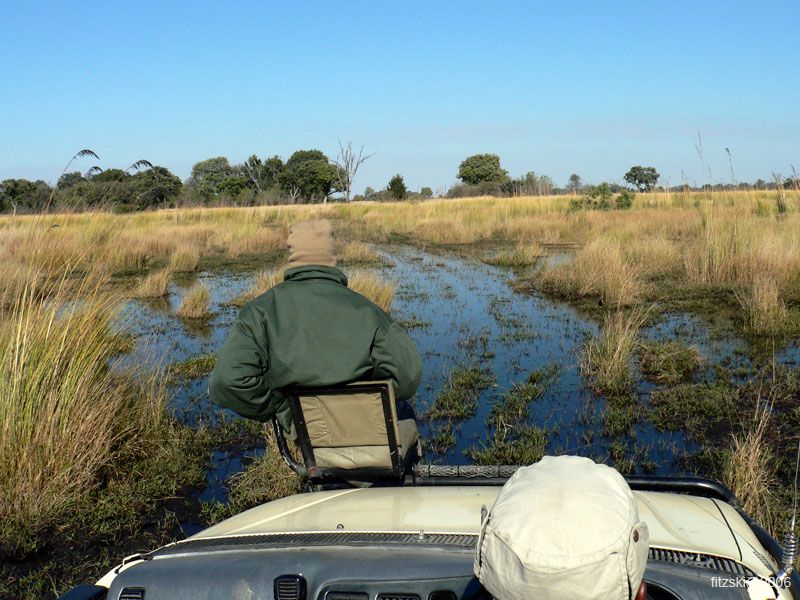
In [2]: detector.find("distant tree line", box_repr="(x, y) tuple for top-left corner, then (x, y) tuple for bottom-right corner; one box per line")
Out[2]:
(2, 148), (797, 215)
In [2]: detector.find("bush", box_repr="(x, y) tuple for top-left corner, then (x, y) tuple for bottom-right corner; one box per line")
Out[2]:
(616, 189), (635, 209)
(569, 184), (635, 211)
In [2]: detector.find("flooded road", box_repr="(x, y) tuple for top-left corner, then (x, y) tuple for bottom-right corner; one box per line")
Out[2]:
(118, 244), (800, 499)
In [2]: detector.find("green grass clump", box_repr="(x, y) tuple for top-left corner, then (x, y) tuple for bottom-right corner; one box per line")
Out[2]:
(427, 366), (494, 420)
(603, 398), (639, 437)
(488, 365), (558, 430)
(468, 427), (548, 465)
(649, 382), (737, 441)
(428, 426), (457, 454)
(484, 243), (541, 267)
(168, 354), (217, 379)
(639, 341), (703, 385)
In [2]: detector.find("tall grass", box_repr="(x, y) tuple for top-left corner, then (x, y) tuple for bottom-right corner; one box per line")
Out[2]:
(131, 267), (173, 298)
(723, 401), (776, 533)
(0, 260), (170, 543)
(177, 285), (210, 319)
(534, 238), (643, 306)
(337, 241), (381, 265)
(737, 276), (790, 337)
(581, 309), (648, 397)
(348, 271), (394, 313)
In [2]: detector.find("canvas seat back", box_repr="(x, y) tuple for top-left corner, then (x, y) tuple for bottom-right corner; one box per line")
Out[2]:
(279, 381), (419, 481)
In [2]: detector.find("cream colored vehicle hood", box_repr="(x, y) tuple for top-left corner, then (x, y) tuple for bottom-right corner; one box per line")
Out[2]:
(195, 486), (780, 579)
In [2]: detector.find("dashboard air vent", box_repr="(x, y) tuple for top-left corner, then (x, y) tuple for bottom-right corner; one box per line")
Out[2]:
(118, 588), (145, 600)
(377, 595), (419, 600)
(275, 574), (307, 600)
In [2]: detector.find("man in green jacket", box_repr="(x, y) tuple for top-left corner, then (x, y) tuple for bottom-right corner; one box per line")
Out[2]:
(209, 219), (422, 434)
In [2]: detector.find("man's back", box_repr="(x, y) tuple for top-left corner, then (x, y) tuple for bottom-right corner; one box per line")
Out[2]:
(209, 220), (421, 431)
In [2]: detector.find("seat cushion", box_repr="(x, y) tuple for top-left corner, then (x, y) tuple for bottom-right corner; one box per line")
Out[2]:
(313, 418), (420, 469)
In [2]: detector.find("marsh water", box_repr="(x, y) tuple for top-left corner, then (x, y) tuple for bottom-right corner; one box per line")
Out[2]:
(119, 244), (800, 502)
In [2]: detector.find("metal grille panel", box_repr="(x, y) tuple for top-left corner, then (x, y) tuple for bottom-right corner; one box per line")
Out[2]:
(648, 547), (756, 577)
(154, 532), (478, 556)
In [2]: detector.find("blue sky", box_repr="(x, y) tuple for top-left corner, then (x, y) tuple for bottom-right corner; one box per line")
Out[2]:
(1, 1), (798, 193)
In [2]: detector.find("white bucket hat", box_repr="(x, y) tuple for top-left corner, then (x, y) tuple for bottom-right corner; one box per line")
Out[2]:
(474, 456), (649, 600)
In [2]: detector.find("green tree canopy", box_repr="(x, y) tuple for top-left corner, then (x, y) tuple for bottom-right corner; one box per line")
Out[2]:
(280, 149), (337, 202)
(457, 154), (508, 185)
(186, 157), (233, 201)
(624, 166), (660, 192)
(387, 174), (407, 200)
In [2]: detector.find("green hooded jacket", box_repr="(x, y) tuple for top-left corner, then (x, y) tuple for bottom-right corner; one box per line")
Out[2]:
(209, 265), (422, 432)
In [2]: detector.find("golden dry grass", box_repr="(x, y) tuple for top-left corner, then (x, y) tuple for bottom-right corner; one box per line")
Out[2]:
(131, 267), (173, 298)
(0, 232), (174, 536)
(169, 246), (200, 272)
(225, 228), (285, 258)
(177, 285), (210, 319)
(723, 401), (776, 532)
(231, 269), (284, 306)
(337, 241), (381, 265)
(737, 276), (790, 337)
(347, 270), (395, 313)
(534, 238), (644, 307)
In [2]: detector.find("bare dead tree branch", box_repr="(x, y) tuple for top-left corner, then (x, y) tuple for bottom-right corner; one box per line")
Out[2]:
(333, 139), (376, 202)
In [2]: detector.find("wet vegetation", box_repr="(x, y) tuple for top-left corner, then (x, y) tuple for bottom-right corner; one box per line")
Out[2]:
(2, 189), (800, 597)
(638, 341), (703, 385)
(427, 365), (494, 420)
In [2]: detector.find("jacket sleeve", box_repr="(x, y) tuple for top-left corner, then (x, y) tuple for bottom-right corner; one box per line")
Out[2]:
(208, 307), (276, 422)
(370, 320), (422, 400)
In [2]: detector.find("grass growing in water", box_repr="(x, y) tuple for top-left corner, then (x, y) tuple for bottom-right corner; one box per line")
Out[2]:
(580, 309), (647, 398)
(177, 284), (210, 319)
(468, 427), (549, 465)
(649, 381), (737, 442)
(168, 354), (217, 379)
(737, 276), (793, 338)
(484, 243), (540, 267)
(169, 246), (200, 272)
(131, 267), (173, 298)
(639, 341), (703, 386)
(337, 241), (382, 265)
(427, 366), (494, 420)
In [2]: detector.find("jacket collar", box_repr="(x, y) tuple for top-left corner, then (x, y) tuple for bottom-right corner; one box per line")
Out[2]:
(283, 264), (348, 286)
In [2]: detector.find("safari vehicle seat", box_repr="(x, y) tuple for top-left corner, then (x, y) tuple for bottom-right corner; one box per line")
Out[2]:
(272, 380), (420, 483)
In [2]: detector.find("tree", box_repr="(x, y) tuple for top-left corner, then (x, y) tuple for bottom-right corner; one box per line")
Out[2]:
(0, 179), (36, 214)
(457, 154), (508, 185)
(387, 174), (407, 200)
(568, 174), (582, 194)
(420, 187), (433, 199)
(186, 157), (233, 201)
(624, 166), (660, 192)
(132, 166), (183, 209)
(280, 150), (338, 203)
(333, 140), (375, 203)
(57, 171), (85, 189)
